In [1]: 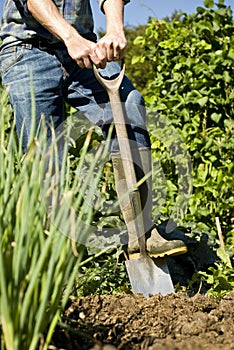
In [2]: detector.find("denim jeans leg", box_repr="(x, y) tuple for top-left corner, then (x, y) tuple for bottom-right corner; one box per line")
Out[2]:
(0, 46), (65, 152)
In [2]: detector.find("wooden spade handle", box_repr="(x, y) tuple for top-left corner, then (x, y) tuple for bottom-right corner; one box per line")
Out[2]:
(93, 62), (146, 256)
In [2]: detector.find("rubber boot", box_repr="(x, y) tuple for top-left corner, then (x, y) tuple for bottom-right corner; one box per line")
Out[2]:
(111, 148), (187, 259)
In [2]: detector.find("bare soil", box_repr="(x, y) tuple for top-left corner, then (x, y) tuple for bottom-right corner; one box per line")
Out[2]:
(51, 292), (234, 350)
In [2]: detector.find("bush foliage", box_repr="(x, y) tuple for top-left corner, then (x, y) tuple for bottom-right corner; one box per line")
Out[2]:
(132, 0), (234, 249)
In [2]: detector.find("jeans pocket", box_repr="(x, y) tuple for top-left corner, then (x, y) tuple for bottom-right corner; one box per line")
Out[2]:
(0, 46), (24, 73)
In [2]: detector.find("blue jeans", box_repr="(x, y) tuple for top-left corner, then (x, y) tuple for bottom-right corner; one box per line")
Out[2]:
(0, 44), (151, 152)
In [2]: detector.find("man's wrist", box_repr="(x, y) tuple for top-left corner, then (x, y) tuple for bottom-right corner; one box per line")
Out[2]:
(62, 27), (81, 45)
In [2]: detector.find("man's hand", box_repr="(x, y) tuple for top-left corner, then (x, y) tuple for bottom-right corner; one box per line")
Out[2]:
(64, 35), (97, 69)
(97, 0), (127, 66)
(93, 32), (127, 64)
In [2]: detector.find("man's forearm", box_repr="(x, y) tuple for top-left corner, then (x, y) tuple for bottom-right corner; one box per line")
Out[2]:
(27, 0), (80, 44)
(102, 0), (125, 34)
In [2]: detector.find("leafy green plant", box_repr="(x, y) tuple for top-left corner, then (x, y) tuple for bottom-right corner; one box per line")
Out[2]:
(74, 249), (130, 297)
(196, 248), (234, 298)
(132, 0), (234, 245)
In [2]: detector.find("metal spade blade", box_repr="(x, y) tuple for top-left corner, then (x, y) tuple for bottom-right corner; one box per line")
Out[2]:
(125, 256), (175, 297)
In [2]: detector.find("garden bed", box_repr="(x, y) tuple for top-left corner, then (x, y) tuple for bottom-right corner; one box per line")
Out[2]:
(51, 292), (234, 350)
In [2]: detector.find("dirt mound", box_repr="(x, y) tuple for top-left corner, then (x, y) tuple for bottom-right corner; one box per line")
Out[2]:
(51, 292), (234, 350)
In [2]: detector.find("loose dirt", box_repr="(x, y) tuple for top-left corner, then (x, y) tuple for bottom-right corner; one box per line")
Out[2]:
(51, 292), (234, 350)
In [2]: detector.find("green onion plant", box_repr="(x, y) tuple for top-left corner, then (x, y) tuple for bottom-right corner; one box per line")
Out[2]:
(0, 89), (110, 350)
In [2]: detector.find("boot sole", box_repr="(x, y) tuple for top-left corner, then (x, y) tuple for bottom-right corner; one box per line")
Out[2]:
(129, 246), (188, 260)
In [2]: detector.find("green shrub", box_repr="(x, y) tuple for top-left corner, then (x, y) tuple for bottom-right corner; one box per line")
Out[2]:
(133, 0), (234, 246)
